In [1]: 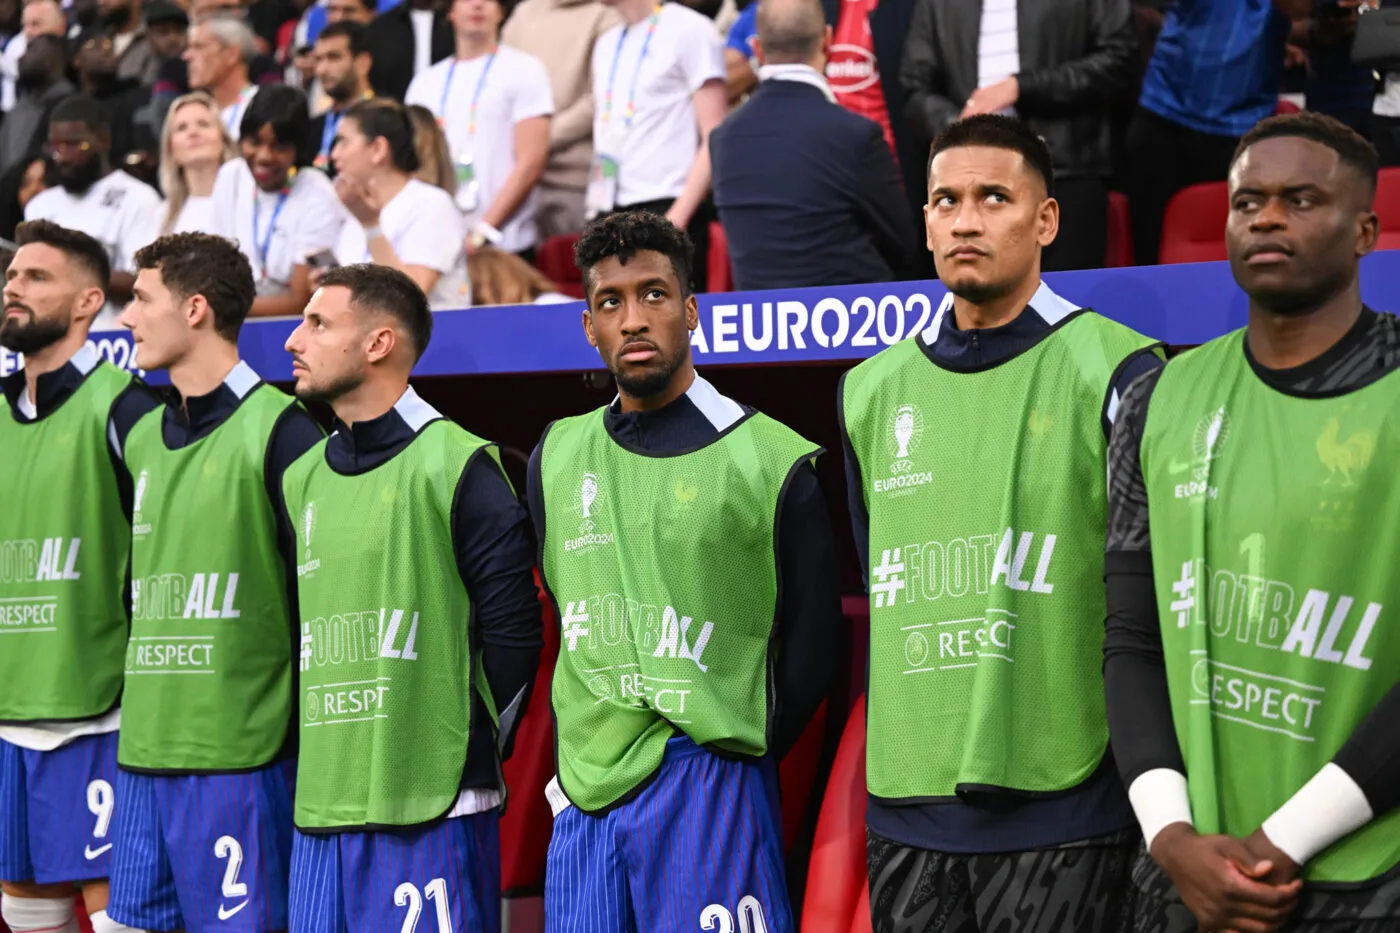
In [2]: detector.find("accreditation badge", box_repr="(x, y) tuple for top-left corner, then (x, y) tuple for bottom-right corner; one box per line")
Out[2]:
(454, 152), (480, 214)
(585, 152), (621, 220)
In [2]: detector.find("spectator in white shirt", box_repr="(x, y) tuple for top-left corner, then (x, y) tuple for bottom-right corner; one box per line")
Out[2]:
(158, 90), (237, 234)
(330, 98), (471, 309)
(184, 13), (257, 136)
(588, 0), (725, 290)
(25, 94), (162, 327)
(1, 0), (65, 113)
(211, 84), (346, 317)
(405, 0), (553, 259)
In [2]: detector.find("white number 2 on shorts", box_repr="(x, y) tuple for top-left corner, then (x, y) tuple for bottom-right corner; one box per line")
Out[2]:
(86, 780), (114, 839)
(700, 896), (769, 933)
(395, 878), (452, 933)
(214, 836), (249, 899)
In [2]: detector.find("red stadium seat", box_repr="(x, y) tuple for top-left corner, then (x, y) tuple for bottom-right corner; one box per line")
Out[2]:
(708, 222), (734, 293)
(1275, 98), (1302, 115)
(498, 572), (560, 897)
(1375, 168), (1400, 251)
(1158, 181), (1230, 265)
(536, 235), (585, 299)
(800, 695), (867, 933)
(849, 882), (872, 933)
(1105, 191), (1133, 268)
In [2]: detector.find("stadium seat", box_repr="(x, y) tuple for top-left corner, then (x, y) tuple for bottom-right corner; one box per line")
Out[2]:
(536, 234), (585, 299)
(800, 695), (868, 933)
(1105, 191), (1133, 268)
(708, 222), (734, 293)
(1158, 181), (1230, 265)
(1275, 98), (1302, 115)
(1375, 168), (1400, 251)
(499, 572), (560, 897)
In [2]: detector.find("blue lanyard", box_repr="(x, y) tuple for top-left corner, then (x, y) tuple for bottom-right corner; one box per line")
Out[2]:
(601, 5), (662, 128)
(318, 111), (342, 162)
(440, 52), (497, 139)
(252, 189), (289, 278)
(225, 86), (255, 135)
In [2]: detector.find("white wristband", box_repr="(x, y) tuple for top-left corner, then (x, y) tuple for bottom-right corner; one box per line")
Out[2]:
(1128, 768), (1194, 850)
(362, 224), (382, 241)
(1261, 763), (1373, 865)
(473, 220), (503, 245)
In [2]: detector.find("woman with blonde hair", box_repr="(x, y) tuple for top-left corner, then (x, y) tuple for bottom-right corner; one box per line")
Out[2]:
(405, 104), (458, 198)
(468, 246), (572, 306)
(158, 91), (238, 235)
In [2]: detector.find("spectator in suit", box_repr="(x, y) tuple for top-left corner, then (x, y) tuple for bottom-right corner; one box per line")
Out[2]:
(710, 0), (919, 290)
(0, 33), (70, 177)
(365, 0), (451, 101)
(901, 0), (1137, 271)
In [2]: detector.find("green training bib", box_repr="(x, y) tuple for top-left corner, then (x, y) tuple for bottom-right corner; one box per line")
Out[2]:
(283, 421), (496, 830)
(0, 363), (132, 721)
(843, 311), (1155, 801)
(119, 384), (297, 771)
(1143, 331), (1400, 883)
(540, 407), (819, 813)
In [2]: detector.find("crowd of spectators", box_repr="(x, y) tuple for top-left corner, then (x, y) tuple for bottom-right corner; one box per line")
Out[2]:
(0, 0), (1391, 322)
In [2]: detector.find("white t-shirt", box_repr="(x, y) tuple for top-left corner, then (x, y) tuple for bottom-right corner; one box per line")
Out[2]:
(26, 169), (163, 330)
(220, 84), (258, 138)
(0, 32), (26, 113)
(334, 178), (471, 310)
(169, 193), (216, 234)
(211, 160), (346, 295)
(410, 9), (435, 77)
(405, 46), (554, 252)
(590, 3), (723, 206)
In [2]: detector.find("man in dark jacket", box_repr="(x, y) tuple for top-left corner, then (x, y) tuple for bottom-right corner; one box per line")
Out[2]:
(900, 0), (1137, 271)
(0, 34), (70, 177)
(364, 0), (450, 101)
(711, 0), (921, 291)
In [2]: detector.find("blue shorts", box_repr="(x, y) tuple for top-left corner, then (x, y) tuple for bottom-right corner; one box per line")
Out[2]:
(0, 732), (120, 884)
(288, 812), (501, 933)
(544, 736), (793, 933)
(106, 761), (295, 933)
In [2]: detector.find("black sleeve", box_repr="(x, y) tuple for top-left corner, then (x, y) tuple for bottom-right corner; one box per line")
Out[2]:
(852, 124), (923, 281)
(837, 372), (871, 588)
(1332, 684), (1400, 816)
(770, 460), (845, 759)
(453, 451), (543, 761)
(1103, 345), (1165, 440)
(899, 0), (961, 143)
(526, 438), (546, 551)
(1102, 367), (1186, 788)
(1017, 0), (1139, 114)
(107, 378), (162, 515)
(264, 404), (327, 619)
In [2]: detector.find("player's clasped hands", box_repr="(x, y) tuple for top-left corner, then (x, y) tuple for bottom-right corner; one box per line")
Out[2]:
(1152, 823), (1303, 933)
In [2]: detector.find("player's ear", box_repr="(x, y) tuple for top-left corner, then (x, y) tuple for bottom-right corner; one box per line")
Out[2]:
(582, 309), (597, 348)
(186, 293), (212, 330)
(365, 324), (396, 364)
(75, 284), (105, 325)
(684, 293), (698, 333)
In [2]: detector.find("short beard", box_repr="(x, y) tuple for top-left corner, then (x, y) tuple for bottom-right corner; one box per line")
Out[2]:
(58, 159), (105, 195)
(0, 309), (69, 355)
(612, 351), (682, 401)
(294, 369), (364, 405)
(947, 276), (1014, 307)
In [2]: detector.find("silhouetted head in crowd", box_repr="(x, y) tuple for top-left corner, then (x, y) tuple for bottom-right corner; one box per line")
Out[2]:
(325, 0), (375, 25)
(754, 0), (829, 70)
(1227, 112), (1378, 318)
(47, 95), (113, 195)
(239, 85), (312, 192)
(74, 30), (122, 93)
(144, 0), (190, 60)
(18, 156), (52, 210)
(314, 21), (372, 106)
(97, 0), (139, 33)
(122, 232), (255, 369)
(285, 263), (432, 408)
(925, 114), (1057, 319)
(16, 32), (67, 93)
(575, 210), (698, 410)
(1, 220), (109, 354)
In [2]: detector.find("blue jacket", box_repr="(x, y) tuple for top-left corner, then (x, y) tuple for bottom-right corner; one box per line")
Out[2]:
(710, 76), (922, 291)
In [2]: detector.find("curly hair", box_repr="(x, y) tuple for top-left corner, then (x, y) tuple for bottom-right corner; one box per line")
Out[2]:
(1234, 112), (1379, 203)
(573, 210), (694, 302)
(134, 233), (255, 343)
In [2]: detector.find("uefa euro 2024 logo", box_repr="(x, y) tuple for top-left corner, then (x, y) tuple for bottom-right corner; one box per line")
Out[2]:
(579, 473), (599, 533)
(889, 404), (924, 475)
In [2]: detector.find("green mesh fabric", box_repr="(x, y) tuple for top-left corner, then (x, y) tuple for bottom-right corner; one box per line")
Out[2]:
(541, 409), (820, 813)
(283, 420), (490, 830)
(1144, 332), (1400, 883)
(119, 385), (296, 771)
(843, 312), (1155, 800)
(0, 363), (132, 721)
